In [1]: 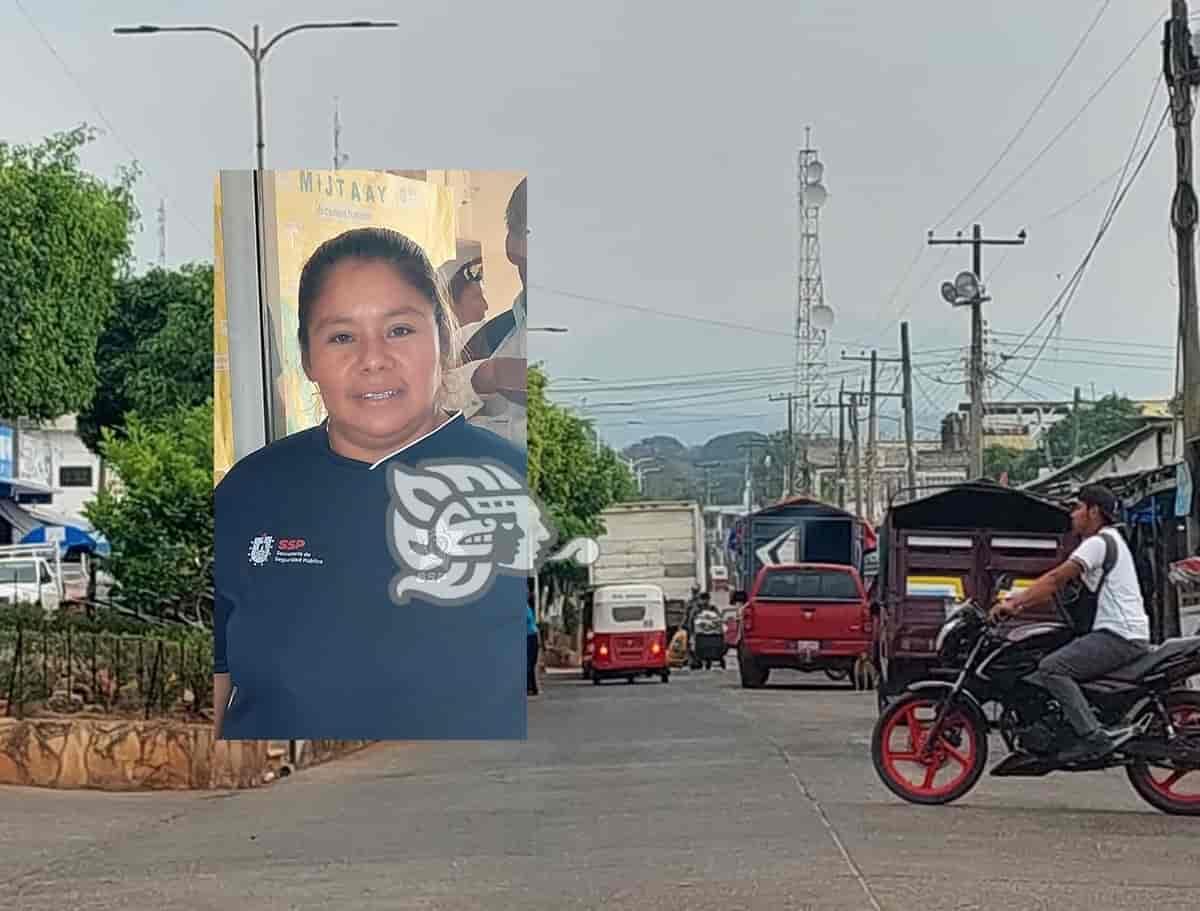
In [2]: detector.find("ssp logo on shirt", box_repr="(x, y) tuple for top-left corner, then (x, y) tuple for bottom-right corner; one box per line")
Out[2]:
(247, 535), (323, 566)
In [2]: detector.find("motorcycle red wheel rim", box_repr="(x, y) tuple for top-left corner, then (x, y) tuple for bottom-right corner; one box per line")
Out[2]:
(1143, 704), (1200, 805)
(880, 698), (979, 798)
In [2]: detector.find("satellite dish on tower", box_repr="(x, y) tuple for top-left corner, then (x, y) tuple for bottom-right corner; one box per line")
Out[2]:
(811, 303), (835, 331)
(804, 183), (828, 208)
(807, 160), (825, 183)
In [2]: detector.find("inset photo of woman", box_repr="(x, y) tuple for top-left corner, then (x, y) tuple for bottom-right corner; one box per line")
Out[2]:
(212, 169), (529, 741)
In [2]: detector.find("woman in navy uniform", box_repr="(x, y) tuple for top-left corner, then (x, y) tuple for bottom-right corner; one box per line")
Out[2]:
(214, 227), (527, 741)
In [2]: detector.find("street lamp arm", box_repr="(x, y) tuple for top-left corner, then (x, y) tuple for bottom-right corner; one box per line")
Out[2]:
(114, 25), (253, 59)
(262, 21), (397, 58)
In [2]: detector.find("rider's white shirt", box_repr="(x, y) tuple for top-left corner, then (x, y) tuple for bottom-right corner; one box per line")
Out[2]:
(1069, 529), (1149, 642)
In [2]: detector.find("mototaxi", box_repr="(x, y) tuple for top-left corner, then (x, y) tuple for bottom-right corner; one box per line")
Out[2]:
(584, 583), (670, 685)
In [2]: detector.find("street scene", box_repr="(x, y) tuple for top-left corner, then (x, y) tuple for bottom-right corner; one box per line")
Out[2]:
(4, 662), (1198, 910)
(4, 1), (1200, 909)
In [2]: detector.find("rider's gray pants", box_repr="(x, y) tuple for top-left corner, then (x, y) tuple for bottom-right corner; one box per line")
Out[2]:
(1025, 631), (1149, 737)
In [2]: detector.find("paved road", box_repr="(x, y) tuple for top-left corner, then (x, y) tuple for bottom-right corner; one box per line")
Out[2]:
(1, 663), (1196, 910)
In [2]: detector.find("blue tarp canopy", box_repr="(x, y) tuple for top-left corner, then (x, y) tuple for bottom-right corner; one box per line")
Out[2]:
(21, 521), (110, 557)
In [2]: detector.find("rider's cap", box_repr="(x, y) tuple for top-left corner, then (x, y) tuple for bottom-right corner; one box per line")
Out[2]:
(1077, 484), (1119, 523)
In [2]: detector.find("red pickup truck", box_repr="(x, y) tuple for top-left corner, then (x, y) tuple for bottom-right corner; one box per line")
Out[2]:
(738, 562), (871, 689)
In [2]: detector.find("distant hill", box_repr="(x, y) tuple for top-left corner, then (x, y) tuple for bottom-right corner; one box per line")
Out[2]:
(621, 430), (770, 504)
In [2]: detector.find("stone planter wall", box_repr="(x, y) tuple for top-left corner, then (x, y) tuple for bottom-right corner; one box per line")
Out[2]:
(0, 717), (370, 791)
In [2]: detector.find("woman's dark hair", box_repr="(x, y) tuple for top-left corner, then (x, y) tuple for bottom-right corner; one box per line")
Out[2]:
(297, 227), (460, 376)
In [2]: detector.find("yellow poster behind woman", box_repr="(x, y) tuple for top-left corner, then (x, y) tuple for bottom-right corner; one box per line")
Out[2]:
(263, 170), (457, 437)
(212, 177), (234, 486)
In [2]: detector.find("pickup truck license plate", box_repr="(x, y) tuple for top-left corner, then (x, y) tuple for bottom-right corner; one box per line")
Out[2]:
(794, 640), (820, 654)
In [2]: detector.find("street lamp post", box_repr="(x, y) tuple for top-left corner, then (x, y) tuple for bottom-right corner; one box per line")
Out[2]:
(113, 20), (398, 171)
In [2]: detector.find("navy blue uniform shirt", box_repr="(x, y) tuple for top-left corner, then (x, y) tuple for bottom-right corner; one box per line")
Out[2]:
(214, 412), (527, 740)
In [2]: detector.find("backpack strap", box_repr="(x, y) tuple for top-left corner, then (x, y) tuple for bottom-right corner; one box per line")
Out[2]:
(1071, 529), (1119, 636)
(1096, 528), (1118, 596)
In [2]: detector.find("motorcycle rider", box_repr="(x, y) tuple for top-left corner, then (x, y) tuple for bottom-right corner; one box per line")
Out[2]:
(990, 484), (1149, 763)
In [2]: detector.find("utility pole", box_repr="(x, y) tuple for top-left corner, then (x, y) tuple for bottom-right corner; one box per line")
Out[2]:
(1166, 0), (1200, 560)
(867, 350), (878, 518)
(696, 461), (722, 506)
(850, 388), (863, 519)
(737, 440), (768, 510)
(901, 322), (918, 495)
(837, 379), (847, 510)
(840, 351), (904, 521)
(928, 223), (1026, 480)
(333, 96), (349, 170)
(768, 392), (800, 496)
(157, 199), (167, 267)
(1071, 386), (1082, 462)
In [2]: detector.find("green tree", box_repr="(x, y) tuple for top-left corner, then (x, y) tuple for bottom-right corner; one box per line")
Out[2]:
(983, 445), (1042, 485)
(83, 402), (214, 626)
(528, 366), (636, 601)
(528, 366), (636, 542)
(78, 264), (214, 450)
(0, 126), (137, 421)
(1042, 394), (1142, 467)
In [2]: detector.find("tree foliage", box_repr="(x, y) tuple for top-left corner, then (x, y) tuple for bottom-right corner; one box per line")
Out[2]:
(528, 366), (636, 541)
(78, 264), (214, 450)
(1041, 393), (1142, 467)
(984, 393), (1145, 484)
(83, 402), (214, 626)
(0, 126), (137, 421)
(983, 445), (1042, 486)
(528, 366), (637, 595)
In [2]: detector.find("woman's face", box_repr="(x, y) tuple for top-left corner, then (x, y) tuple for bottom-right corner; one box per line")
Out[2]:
(303, 259), (442, 461)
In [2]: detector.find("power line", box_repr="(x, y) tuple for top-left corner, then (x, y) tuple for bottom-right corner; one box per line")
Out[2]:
(970, 15), (1161, 224)
(532, 285), (800, 341)
(877, 247), (954, 337)
(933, 0), (1114, 231)
(989, 341), (1172, 361)
(550, 365), (870, 398)
(1003, 102), (1171, 395)
(998, 352), (1174, 372)
(987, 329), (1173, 351)
(1032, 162), (1126, 226)
(13, 0), (210, 250)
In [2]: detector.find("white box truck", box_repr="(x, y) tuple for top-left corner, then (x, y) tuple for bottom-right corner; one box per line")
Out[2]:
(587, 500), (706, 632)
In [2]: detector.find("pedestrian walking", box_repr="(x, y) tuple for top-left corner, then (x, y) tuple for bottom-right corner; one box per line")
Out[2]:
(527, 588), (540, 696)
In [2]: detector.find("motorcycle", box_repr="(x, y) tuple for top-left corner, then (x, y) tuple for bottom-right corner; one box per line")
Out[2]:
(870, 576), (1200, 815)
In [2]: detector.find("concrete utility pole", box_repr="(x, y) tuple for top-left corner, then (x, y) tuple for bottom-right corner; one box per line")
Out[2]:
(850, 387), (863, 519)
(333, 96), (350, 170)
(838, 379), (847, 509)
(1165, 0), (1200, 558)
(1071, 386), (1083, 462)
(867, 350), (878, 518)
(768, 392), (801, 496)
(840, 351), (903, 520)
(928, 223), (1026, 479)
(901, 322), (918, 495)
(737, 440), (769, 509)
(696, 461), (722, 506)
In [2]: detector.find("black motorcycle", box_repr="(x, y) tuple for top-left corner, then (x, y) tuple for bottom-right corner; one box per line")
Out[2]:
(870, 578), (1200, 815)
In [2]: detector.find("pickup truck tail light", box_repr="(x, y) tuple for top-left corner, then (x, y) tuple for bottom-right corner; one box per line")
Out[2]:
(742, 604), (754, 632)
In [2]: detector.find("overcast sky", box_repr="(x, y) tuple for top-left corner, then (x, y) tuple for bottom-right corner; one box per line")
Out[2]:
(2, 1), (1182, 450)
